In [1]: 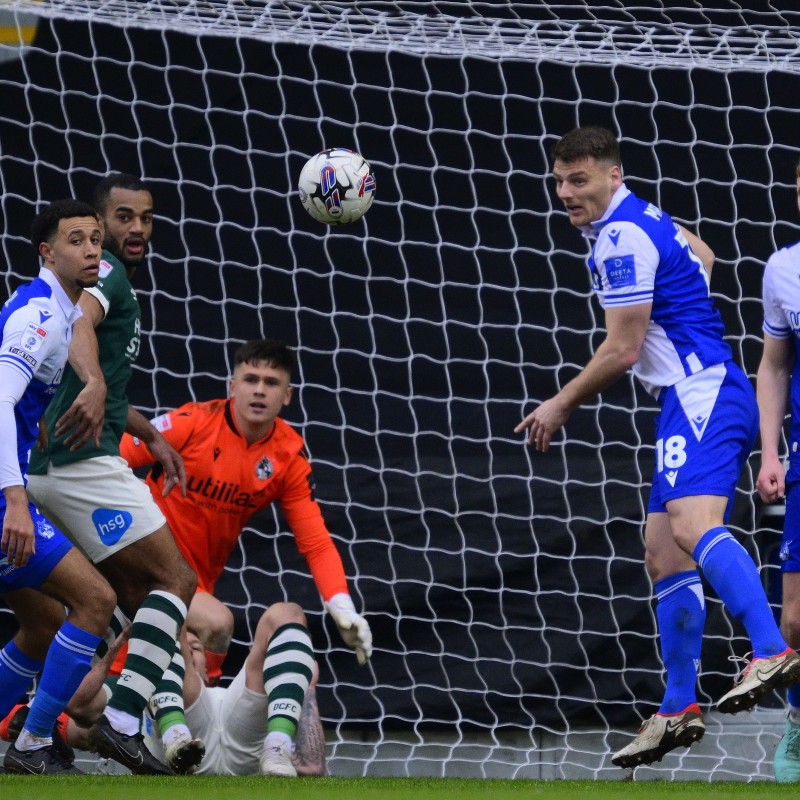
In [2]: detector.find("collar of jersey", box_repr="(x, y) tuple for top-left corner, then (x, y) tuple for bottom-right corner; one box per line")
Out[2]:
(580, 183), (631, 239)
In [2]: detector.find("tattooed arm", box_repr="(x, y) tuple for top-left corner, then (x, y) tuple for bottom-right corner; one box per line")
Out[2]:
(292, 665), (326, 776)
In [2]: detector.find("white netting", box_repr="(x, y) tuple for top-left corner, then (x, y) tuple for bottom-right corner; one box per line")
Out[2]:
(0, 0), (798, 782)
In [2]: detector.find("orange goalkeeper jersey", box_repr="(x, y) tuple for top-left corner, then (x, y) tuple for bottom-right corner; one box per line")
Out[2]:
(119, 398), (349, 599)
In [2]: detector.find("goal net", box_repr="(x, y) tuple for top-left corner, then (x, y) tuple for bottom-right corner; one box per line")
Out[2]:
(1, 0), (799, 781)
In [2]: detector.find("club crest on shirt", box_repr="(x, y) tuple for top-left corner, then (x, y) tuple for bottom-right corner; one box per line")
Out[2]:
(21, 322), (47, 353)
(255, 456), (274, 480)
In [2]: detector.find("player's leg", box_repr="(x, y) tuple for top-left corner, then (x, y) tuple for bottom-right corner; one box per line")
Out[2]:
(28, 456), (196, 773)
(247, 603), (315, 777)
(148, 630), (205, 774)
(87, 523), (195, 774)
(3, 540), (115, 775)
(186, 590), (234, 685)
(147, 593), (232, 772)
(646, 512), (705, 715)
(775, 481), (800, 783)
(611, 511), (705, 769)
(671, 493), (800, 711)
(663, 365), (799, 712)
(0, 589), (63, 718)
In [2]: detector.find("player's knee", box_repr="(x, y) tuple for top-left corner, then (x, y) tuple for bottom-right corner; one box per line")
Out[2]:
(148, 547), (197, 605)
(173, 557), (197, 604)
(195, 605), (234, 652)
(781, 603), (800, 647)
(72, 575), (117, 634)
(264, 601), (306, 628)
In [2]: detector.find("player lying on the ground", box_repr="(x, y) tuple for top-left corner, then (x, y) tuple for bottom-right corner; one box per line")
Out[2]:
(3, 602), (326, 777)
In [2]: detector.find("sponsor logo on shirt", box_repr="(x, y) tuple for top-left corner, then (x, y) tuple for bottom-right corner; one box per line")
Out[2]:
(92, 508), (133, 545)
(98, 259), (114, 278)
(152, 414), (173, 432)
(21, 322), (47, 353)
(186, 477), (260, 509)
(8, 346), (37, 368)
(604, 254), (637, 289)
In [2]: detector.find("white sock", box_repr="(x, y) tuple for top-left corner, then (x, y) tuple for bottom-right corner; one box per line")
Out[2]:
(161, 723), (191, 748)
(264, 731), (292, 750)
(16, 729), (53, 752)
(103, 706), (140, 736)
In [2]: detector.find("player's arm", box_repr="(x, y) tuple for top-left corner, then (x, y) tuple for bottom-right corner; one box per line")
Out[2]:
(125, 406), (187, 497)
(515, 301), (651, 451)
(0, 365), (36, 567)
(54, 291), (107, 451)
(677, 224), (714, 277)
(756, 332), (793, 503)
(65, 625), (131, 748)
(281, 458), (372, 665)
(292, 661), (326, 776)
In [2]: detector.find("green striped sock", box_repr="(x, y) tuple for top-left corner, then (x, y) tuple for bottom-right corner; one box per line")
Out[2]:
(263, 623), (315, 738)
(108, 590), (187, 718)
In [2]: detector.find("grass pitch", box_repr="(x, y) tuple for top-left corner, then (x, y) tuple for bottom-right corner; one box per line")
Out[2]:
(0, 775), (795, 800)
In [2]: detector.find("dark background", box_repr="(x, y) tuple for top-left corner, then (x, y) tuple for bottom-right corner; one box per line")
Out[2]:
(1, 1), (799, 735)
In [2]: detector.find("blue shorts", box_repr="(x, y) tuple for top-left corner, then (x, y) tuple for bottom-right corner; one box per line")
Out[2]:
(780, 481), (800, 573)
(0, 504), (73, 591)
(647, 362), (758, 518)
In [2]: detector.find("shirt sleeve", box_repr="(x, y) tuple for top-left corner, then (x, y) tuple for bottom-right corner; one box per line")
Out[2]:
(0, 304), (64, 489)
(279, 453), (349, 601)
(119, 405), (198, 468)
(593, 221), (660, 308)
(763, 250), (791, 339)
(0, 366), (30, 489)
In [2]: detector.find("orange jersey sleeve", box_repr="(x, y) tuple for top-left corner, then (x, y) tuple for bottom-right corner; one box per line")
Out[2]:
(279, 452), (349, 601)
(119, 403), (199, 468)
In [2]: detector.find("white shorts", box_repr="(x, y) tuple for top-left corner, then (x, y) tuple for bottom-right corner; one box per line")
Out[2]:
(185, 668), (267, 776)
(26, 455), (166, 564)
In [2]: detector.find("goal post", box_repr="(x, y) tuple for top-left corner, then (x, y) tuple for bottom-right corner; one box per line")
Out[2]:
(1, 0), (798, 781)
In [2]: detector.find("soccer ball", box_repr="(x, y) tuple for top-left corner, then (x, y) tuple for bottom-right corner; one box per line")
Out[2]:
(298, 148), (376, 225)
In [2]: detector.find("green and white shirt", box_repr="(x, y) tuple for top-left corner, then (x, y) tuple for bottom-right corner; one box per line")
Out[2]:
(29, 249), (141, 469)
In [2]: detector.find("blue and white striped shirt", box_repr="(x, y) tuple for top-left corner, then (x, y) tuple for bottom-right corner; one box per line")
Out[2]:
(0, 268), (81, 497)
(584, 183), (731, 398)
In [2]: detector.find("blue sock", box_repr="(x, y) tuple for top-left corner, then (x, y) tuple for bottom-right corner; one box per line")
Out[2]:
(0, 641), (42, 719)
(788, 684), (800, 712)
(655, 570), (705, 714)
(24, 621), (102, 738)
(693, 527), (786, 658)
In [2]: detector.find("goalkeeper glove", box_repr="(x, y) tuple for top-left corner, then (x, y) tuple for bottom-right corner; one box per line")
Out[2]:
(325, 593), (373, 666)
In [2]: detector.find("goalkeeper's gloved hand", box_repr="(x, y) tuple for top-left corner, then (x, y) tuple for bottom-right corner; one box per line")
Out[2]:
(325, 593), (373, 666)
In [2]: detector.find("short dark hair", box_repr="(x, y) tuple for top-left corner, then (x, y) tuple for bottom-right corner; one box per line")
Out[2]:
(30, 198), (99, 256)
(93, 172), (152, 215)
(233, 339), (294, 376)
(551, 126), (621, 167)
